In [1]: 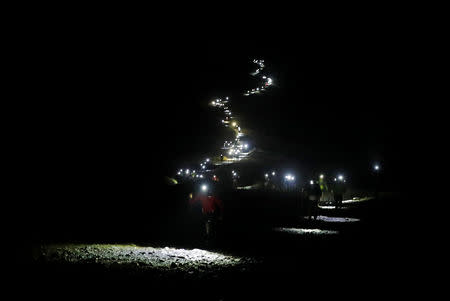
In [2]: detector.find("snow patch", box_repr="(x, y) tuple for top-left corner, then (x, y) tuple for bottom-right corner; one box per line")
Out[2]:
(273, 227), (339, 235)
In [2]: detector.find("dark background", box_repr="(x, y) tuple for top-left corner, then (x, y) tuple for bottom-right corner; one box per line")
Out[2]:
(13, 33), (417, 248)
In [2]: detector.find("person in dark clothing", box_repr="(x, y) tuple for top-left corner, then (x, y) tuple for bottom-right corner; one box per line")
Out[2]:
(306, 180), (322, 220)
(332, 177), (347, 210)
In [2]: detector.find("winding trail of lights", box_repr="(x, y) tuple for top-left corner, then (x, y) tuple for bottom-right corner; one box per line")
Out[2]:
(176, 59), (274, 180)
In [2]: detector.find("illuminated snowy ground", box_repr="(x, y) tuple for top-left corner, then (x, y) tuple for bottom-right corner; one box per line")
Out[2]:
(40, 244), (258, 275)
(273, 227), (339, 235)
(319, 197), (375, 209)
(315, 215), (360, 223)
(298, 215), (360, 223)
(343, 197), (375, 204)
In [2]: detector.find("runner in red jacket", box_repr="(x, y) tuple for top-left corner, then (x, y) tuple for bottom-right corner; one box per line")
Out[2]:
(190, 185), (224, 217)
(189, 183), (224, 239)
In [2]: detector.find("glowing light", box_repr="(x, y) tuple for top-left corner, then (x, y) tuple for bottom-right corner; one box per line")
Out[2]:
(186, 169), (189, 174)
(320, 174), (324, 179)
(310, 180), (314, 185)
(206, 158), (210, 162)
(265, 173), (269, 178)
(201, 185), (207, 192)
(272, 171), (276, 176)
(338, 175), (344, 181)
(374, 164), (380, 171)
(285, 174), (295, 181)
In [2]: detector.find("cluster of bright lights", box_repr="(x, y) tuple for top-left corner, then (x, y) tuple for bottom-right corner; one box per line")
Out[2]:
(244, 59), (271, 96)
(194, 64), (255, 171)
(228, 148), (241, 156)
(217, 98), (232, 120)
(265, 171), (276, 179)
(176, 168), (199, 178)
(253, 59), (264, 68)
(211, 98), (225, 107)
(232, 170), (238, 178)
(223, 141), (233, 148)
(334, 175), (346, 182)
(285, 174), (295, 181)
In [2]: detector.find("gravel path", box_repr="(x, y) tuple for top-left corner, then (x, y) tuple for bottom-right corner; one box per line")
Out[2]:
(40, 243), (259, 277)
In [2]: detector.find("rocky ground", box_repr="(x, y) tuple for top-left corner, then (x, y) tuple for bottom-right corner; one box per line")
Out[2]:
(37, 243), (259, 278)
(25, 197), (406, 299)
